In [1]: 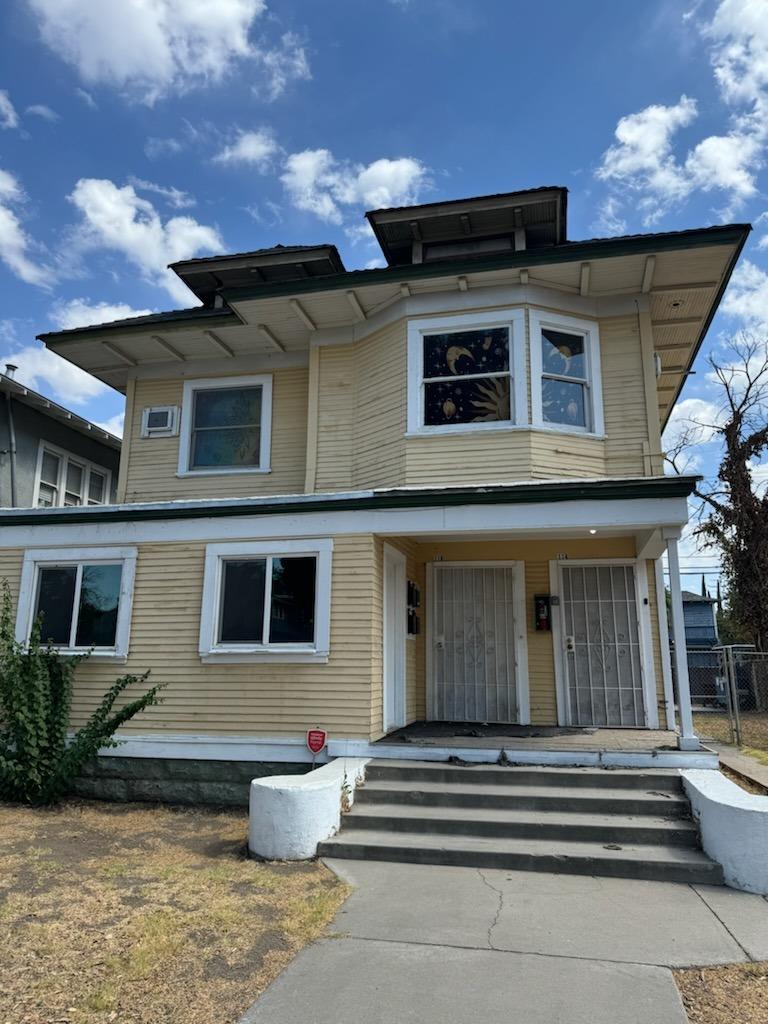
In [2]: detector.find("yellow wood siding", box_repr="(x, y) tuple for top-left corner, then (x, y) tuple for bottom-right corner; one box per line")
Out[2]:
(601, 315), (651, 476)
(0, 536), (380, 740)
(315, 347), (354, 491)
(352, 324), (407, 489)
(122, 369), (309, 503)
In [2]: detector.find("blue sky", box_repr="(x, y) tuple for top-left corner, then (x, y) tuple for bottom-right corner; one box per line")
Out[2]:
(0, 0), (766, 580)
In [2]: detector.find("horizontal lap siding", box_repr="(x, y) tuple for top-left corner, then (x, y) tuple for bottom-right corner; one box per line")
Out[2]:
(352, 325), (406, 489)
(601, 316), (649, 476)
(315, 347), (354, 491)
(0, 537), (377, 740)
(123, 369), (309, 503)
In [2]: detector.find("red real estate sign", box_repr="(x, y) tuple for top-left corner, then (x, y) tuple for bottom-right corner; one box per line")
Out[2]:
(306, 729), (327, 755)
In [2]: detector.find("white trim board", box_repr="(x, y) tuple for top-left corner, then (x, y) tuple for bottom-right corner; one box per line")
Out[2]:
(96, 733), (329, 763)
(0, 495), (691, 549)
(383, 544), (408, 733)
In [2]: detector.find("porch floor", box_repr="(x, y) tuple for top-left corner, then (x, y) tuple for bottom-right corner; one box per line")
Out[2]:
(378, 722), (681, 753)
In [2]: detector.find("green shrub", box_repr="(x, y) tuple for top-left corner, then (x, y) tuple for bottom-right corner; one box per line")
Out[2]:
(0, 580), (164, 805)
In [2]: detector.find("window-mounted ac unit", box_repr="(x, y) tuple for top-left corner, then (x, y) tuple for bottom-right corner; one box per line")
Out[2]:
(140, 406), (179, 438)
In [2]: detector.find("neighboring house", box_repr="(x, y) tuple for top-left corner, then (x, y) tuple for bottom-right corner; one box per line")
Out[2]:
(682, 590), (719, 648)
(0, 186), (750, 784)
(0, 366), (120, 509)
(682, 591), (721, 706)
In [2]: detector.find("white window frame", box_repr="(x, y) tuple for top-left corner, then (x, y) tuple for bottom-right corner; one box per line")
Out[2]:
(33, 441), (113, 508)
(178, 375), (273, 477)
(141, 405), (179, 438)
(15, 546), (137, 661)
(529, 309), (604, 437)
(199, 538), (333, 663)
(406, 309), (527, 436)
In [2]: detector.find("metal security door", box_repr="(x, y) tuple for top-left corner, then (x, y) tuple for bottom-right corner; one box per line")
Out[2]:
(431, 565), (517, 723)
(560, 564), (646, 727)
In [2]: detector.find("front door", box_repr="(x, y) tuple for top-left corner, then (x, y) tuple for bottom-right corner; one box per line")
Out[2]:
(559, 563), (646, 727)
(430, 564), (520, 723)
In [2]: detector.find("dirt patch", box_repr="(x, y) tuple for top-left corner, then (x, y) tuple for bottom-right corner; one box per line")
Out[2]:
(720, 764), (768, 795)
(0, 800), (348, 1024)
(694, 712), (768, 757)
(675, 962), (768, 1023)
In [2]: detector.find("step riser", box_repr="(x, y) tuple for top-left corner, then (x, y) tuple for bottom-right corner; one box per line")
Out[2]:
(365, 766), (683, 792)
(318, 841), (724, 886)
(342, 815), (698, 846)
(356, 789), (689, 818)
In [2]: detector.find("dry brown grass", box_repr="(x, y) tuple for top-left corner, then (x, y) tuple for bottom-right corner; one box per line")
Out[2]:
(0, 800), (348, 1024)
(675, 962), (768, 1024)
(693, 712), (768, 755)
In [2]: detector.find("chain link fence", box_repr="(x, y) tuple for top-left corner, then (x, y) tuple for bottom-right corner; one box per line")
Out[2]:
(689, 645), (768, 755)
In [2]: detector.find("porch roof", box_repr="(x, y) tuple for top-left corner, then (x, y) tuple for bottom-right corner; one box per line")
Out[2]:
(0, 474), (697, 527)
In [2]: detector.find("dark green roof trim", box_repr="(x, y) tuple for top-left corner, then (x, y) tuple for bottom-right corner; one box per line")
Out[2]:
(37, 307), (238, 344)
(220, 224), (750, 303)
(661, 221), (751, 429)
(0, 476), (698, 527)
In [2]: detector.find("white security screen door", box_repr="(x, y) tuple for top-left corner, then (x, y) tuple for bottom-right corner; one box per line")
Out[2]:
(431, 565), (518, 723)
(560, 564), (646, 727)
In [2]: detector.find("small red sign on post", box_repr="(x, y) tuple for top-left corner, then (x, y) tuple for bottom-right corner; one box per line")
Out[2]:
(306, 728), (327, 755)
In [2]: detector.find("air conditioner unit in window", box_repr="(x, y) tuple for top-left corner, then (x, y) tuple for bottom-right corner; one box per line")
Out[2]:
(140, 406), (179, 438)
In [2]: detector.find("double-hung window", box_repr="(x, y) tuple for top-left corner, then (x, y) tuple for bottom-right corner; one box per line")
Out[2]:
(15, 547), (137, 658)
(407, 310), (526, 434)
(178, 375), (273, 475)
(529, 310), (603, 435)
(199, 540), (332, 663)
(35, 443), (111, 508)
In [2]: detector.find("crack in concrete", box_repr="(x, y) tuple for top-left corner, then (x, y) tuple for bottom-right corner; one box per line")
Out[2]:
(689, 885), (754, 962)
(476, 868), (504, 950)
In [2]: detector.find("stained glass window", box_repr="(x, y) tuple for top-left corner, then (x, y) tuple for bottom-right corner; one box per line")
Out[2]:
(421, 327), (512, 427)
(191, 386), (263, 469)
(540, 328), (589, 429)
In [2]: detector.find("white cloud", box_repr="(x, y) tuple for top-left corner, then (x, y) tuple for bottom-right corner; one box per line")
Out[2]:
(0, 89), (19, 129)
(27, 0), (310, 104)
(663, 397), (726, 460)
(50, 297), (154, 331)
(0, 168), (49, 287)
(68, 178), (223, 303)
(595, 2), (768, 226)
(145, 135), (183, 160)
(75, 87), (97, 109)
(721, 259), (768, 331)
(281, 150), (429, 224)
(591, 195), (627, 236)
(127, 176), (195, 209)
(0, 342), (106, 406)
(26, 103), (59, 121)
(95, 411), (125, 437)
(253, 31), (310, 101)
(213, 128), (278, 169)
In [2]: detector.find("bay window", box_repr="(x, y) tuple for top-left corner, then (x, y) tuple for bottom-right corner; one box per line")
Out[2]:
(529, 310), (603, 435)
(407, 309), (526, 435)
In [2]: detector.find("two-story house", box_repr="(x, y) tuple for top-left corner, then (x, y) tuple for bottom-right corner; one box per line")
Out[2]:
(0, 187), (748, 797)
(1, 365), (119, 510)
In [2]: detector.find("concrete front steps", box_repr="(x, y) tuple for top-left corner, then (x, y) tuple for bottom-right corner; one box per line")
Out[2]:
(318, 759), (724, 885)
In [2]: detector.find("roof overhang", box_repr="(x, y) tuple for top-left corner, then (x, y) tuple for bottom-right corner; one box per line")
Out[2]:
(0, 475), (697, 527)
(0, 373), (121, 448)
(37, 223), (749, 428)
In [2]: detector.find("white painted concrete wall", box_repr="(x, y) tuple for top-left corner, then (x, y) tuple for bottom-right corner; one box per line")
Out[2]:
(248, 757), (369, 861)
(683, 769), (768, 894)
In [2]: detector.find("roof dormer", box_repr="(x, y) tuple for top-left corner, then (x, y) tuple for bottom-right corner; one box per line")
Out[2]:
(366, 186), (567, 266)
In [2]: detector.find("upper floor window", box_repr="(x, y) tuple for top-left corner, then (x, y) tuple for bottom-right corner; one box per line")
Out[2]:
(34, 442), (112, 508)
(178, 375), (273, 476)
(15, 546), (137, 659)
(529, 310), (603, 436)
(407, 310), (526, 435)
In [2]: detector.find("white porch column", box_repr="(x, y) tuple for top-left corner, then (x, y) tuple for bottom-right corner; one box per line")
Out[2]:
(666, 535), (699, 750)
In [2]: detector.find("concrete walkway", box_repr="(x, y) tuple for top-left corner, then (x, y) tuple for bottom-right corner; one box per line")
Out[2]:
(240, 861), (768, 1024)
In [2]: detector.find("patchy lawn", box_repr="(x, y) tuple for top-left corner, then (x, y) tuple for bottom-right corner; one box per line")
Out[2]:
(676, 962), (768, 1024)
(694, 711), (768, 756)
(0, 800), (348, 1024)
